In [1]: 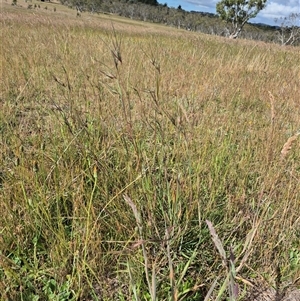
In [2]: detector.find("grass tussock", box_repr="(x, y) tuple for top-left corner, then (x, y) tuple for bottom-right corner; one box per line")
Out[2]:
(1, 3), (300, 300)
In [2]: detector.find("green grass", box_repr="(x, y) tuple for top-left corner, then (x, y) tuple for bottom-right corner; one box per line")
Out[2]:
(1, 3), (300, 300)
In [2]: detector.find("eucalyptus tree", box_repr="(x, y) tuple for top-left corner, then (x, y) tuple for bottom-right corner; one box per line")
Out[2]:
(216, 0), (267, 38)
(276, 13), (300, 46)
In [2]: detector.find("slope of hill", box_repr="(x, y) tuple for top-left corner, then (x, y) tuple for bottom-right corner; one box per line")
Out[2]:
(59, 0), (287, 44)
(1, 3), (300, 300)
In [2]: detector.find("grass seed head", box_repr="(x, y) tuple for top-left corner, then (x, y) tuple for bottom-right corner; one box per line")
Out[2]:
(280, 132), (300, 160)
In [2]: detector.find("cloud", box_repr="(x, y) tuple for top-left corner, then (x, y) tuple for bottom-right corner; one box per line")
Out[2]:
(261, 1), (299, 19)
(184, 0), (217, 12)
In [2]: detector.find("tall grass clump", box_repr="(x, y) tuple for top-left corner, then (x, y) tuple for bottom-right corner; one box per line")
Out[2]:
(1, 4), (300, 300)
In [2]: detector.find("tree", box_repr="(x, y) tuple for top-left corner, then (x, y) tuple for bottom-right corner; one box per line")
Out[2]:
(216, 0), (267, 38)
(133, 0), (158, 6)
(275, 13), (300, 46)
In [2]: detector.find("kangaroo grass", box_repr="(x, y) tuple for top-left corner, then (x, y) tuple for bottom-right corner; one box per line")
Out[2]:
(1, 5), (300, 300)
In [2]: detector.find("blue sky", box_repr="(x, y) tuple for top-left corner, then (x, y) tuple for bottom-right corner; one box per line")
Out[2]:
(158, 0), (300, 25)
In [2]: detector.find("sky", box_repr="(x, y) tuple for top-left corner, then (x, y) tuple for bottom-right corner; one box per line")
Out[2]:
(158, 0), (300, 26)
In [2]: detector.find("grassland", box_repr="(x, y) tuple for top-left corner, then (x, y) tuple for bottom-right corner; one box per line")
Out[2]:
(1, 2), (300, 300)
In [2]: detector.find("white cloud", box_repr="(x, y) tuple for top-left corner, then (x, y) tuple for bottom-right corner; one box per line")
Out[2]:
(184, 0), (217, 11)
(261, 1), (299, 19)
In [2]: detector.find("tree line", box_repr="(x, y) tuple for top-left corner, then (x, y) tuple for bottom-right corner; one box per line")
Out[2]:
(59, 0), (300, 46)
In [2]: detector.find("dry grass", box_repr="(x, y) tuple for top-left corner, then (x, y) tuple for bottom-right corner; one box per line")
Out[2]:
(281, 133), (300, 160)
(1, 3), (300, 300)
